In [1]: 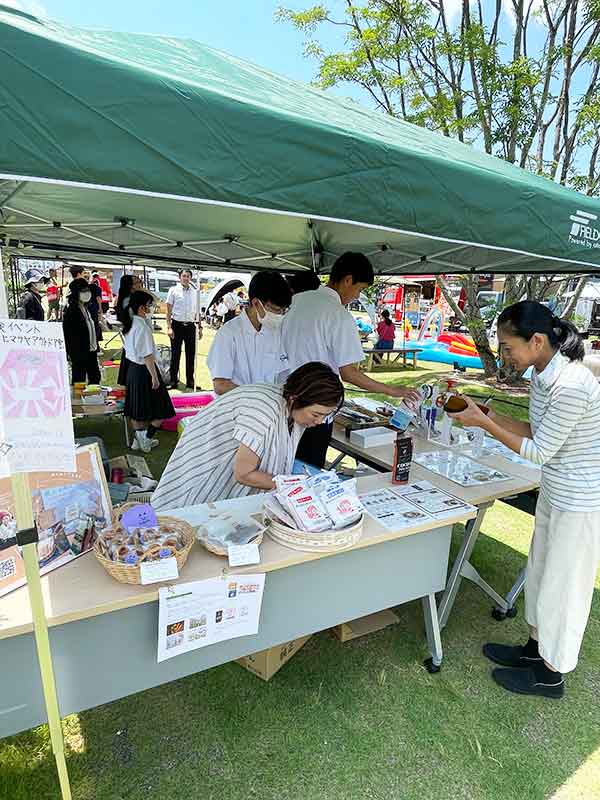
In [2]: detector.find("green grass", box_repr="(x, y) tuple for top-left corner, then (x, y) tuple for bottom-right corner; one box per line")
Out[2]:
(1, 327), (599, 800)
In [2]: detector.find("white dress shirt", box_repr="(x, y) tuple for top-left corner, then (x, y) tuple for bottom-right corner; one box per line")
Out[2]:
(123, 316), (158, 365)
(166, 284), (198, 322)
(281, 285), (365, 374)
(207, 309), (289, 385)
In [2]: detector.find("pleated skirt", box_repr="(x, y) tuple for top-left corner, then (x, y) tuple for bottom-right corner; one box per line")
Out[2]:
(124, 363), (175, 422)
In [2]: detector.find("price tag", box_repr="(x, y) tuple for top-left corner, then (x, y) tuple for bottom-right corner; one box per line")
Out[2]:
(228, 543), (261, 567)
(140, 557), (179, 585)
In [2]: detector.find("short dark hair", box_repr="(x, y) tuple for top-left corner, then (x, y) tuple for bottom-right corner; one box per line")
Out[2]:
(179, 269), (193, 278)
(288, 271), (321, 294)
(329, 252), (374, 286)
(69, 265), (84, 279)
(498, 301), (584, 362)
(248, 270), (292, 309)
(283, 362), (344, 412)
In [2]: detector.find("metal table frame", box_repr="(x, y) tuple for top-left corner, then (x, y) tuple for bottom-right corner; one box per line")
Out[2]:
(327, 437), (534, 628)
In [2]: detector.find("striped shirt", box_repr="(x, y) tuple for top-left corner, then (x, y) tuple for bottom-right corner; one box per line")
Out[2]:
(151, 384), (304, 511)
(520, 351), (600, 511)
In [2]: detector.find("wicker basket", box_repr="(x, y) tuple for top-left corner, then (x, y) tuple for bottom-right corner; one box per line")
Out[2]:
(94, 503), (195, 584)
(264, 513), (364, 553)
(196, 513), (265, 557)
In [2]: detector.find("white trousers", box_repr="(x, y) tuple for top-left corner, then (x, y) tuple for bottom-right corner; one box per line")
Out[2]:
(525, 495), (600, 673)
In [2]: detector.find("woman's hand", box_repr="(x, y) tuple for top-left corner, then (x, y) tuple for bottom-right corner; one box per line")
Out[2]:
(446, 395), (491, 429)
(151, 373), (160, 390)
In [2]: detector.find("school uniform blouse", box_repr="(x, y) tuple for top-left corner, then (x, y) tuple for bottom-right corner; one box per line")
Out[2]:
(123, 316), (157, 365)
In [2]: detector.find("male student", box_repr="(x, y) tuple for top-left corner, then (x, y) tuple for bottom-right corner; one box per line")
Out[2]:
(207, 271), (292, 395)
(166, 269), (203, 390)
(282, 252), (420, 468)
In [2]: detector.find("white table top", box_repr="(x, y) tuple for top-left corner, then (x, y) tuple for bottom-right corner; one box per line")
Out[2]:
(331, 425), (541, 507)
(0, 472), (478, 642)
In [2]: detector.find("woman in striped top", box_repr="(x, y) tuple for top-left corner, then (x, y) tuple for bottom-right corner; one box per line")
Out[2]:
(449, 301), (600, 699)
(152, 362), (344, 511)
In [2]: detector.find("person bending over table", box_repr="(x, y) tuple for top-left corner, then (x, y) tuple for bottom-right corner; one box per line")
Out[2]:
(448, 300), (600, 700)
(282, 252), (420, 468)
(207, 270), (292, 395)
(122, 291), (175, 453)
(151, 362), (344, 511)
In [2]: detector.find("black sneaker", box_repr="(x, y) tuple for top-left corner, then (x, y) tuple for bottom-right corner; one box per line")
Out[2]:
(492, 666), (564, 699)
(483, 642), (542, 668)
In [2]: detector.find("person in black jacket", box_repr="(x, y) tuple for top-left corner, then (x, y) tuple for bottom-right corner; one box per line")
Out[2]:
(62, 278), (101, 384)
(17, 272), (45, 321)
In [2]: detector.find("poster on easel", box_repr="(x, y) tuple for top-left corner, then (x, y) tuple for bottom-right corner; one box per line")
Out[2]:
(0, 444), (112, 597)
(0, 319), (75, 477)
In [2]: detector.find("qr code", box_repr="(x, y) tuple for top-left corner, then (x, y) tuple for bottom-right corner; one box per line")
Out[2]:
(0, 557), (16, 580)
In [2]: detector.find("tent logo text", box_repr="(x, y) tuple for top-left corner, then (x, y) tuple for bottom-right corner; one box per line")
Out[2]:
(569, 209), (600, 250)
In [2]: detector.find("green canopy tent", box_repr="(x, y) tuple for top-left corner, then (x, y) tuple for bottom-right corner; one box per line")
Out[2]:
(1, 3), (600, 295)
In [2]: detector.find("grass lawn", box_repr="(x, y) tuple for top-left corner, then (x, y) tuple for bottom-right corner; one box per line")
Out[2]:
(1, 326), (599, 800)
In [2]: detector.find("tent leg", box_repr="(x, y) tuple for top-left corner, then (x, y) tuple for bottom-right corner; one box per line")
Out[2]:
(0, 244), (9, 317)
(12, 473), (72, 800)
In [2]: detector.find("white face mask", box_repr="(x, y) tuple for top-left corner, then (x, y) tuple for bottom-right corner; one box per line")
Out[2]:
(80, 291), (92, 303)
(257, 301), (284, 331)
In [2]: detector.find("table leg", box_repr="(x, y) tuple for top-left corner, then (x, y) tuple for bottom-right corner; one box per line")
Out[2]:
(422, 593), (443, 673)
(492, 566), (526, 620)
(437, 502), (493, 630)
(123, 414), (130, 448)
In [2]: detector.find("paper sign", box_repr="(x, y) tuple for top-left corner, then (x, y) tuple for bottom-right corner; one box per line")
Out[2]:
(0, 319), (75, 475)
(157, 574), (266, 662)
(121, 503), (158, 532)
(140, 557), (179, 585)
(228, 543), (261, 567)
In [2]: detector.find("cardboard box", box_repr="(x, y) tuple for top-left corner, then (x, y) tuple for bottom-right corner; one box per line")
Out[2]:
(332, 609), (400, 643)
(236, 636), (312, 681)
(349, 426), (395, 449)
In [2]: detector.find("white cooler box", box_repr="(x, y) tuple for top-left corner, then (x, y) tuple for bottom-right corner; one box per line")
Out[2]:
(349, 426), (395, 449)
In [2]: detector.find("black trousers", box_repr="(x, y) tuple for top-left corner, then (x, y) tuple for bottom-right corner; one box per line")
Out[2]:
(71, 352), (101, 384)
(170, 319), (196, 386)
(295, 421), (334, 469)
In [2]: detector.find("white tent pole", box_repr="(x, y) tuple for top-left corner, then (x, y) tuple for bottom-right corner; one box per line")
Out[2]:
(0, 243), (9, 317)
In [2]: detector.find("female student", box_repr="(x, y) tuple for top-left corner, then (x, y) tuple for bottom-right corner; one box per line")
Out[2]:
(449, 301), (600, 699)
(115, 274), (144, 386)
(152, 362), (344, 510)
(122, 291), (175, 453)
(62, 278), (101, 384)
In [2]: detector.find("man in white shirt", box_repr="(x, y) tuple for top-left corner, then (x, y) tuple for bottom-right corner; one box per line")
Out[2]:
(282, 252), (420, 467)
(166, 269), (203, 390)
(208, 271), (292, 394)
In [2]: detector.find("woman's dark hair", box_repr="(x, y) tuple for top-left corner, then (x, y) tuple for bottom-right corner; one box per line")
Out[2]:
(498, 300), (584, 361)
(283, 362), (344, 413)
(381, 309), (393, 324)
(122, 291), (153, 334)
(115, 275), (135, 325)
(287, 271), (321, 294)
(69, 265), (84, 280)
(249, 270), (292, 309)
(67, 278), (89, 303)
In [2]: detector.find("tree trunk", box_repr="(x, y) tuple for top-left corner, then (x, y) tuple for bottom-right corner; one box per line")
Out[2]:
(560, 276), (589, 320)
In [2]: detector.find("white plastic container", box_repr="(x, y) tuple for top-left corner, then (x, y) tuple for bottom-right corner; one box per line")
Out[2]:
(349, 426), (395, 449)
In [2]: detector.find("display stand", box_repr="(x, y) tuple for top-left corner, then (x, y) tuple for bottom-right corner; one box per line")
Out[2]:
(12, 473), (72, 800)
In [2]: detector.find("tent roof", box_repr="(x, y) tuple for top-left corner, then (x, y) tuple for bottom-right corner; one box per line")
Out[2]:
(1, 5), (600, 275)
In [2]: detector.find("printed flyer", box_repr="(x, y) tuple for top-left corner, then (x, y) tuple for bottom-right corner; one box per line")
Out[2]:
(0, 445), (112, 597)
(0, 319), (75, 476)
(157, 574), (266, 662)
